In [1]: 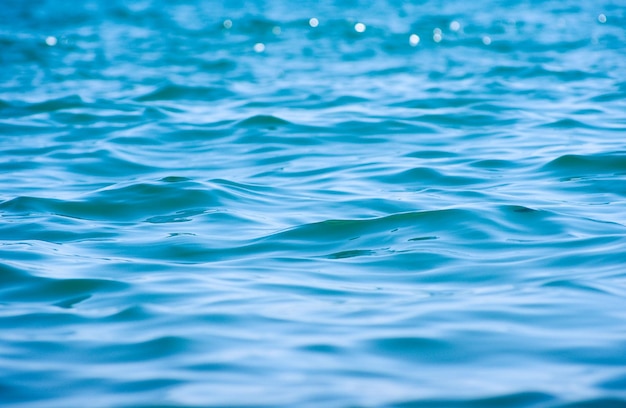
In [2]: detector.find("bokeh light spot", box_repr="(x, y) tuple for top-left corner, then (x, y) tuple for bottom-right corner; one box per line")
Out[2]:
(45, 36), (57, 46)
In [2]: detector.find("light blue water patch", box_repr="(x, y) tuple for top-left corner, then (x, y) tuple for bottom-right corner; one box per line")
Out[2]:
(1, 0), (626, 406)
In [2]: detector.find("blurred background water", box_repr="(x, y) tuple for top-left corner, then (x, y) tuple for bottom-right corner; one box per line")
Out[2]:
(1, 0), (626, 406)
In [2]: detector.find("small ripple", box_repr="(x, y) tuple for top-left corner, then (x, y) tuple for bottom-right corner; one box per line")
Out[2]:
(236, 114), (292, 127)
(326, 249), (377, 259)
(537, 118), (600, 129)
(405, 150), (459, 159)
(3, 94), (86, 117)
(413, 112), (513, 127)
(393, 97), (487, 110)
(470, 159), (522, 170)
(92, 336), (192, 363)
(540, 279), (626, 297)
(134, 84), (234, 102)
(379, 166), (485, 187)
(542, 153), (626, 176)
(0, 179), (223, 222)
(363, 336), (459, 363)
(50, 148), (157, 178)
(391, 391), (557, 408)
(0, 263), (40, 285)
(488, 64), (598, 81)
(2, 276), (128, 305)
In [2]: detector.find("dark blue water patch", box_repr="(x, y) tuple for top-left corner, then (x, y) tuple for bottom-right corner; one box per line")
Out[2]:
(542, 153), (626, 176)
(589, 89), (626, 103)
(0, 217), (118, 243)
(378, 166), (485, 187)
(236, 114), (293, 128)
(537, 118), (605, 130)
(557, 398), (626, 408)
(326, 249), (377, 259)
(0, 94), (86, 117)
(394, 97), (488, 110)
(405, 150), (460, 159)
(470, 159), (523, 170)
(134, 84), (235, 102)
(0, 262), (41, 286)
(390, 392), (557, 408)
(2, 276), (127, 305)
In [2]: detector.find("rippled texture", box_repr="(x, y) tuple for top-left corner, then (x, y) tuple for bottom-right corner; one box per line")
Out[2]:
(2, 0), (626, 406)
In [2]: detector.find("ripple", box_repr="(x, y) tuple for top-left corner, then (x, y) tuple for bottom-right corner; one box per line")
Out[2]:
(1, 179), (223, 222)
(379, 167), (485, 187)
(134, 84), (234, 102)
(542, 153), (626, 176)
(391, 392), (557, 408)
(2, 277), (128, 304)
(5, 94), (86, 117)
(236, 114), (292, 127)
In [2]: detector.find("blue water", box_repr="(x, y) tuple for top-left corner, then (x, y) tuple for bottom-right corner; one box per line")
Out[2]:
(2, 1), (626, 406)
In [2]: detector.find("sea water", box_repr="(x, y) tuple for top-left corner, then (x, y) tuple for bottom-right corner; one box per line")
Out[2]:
(1, 0), (626, 406)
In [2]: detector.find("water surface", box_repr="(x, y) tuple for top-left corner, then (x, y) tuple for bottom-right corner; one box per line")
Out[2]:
(2, 1), (626, 406)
